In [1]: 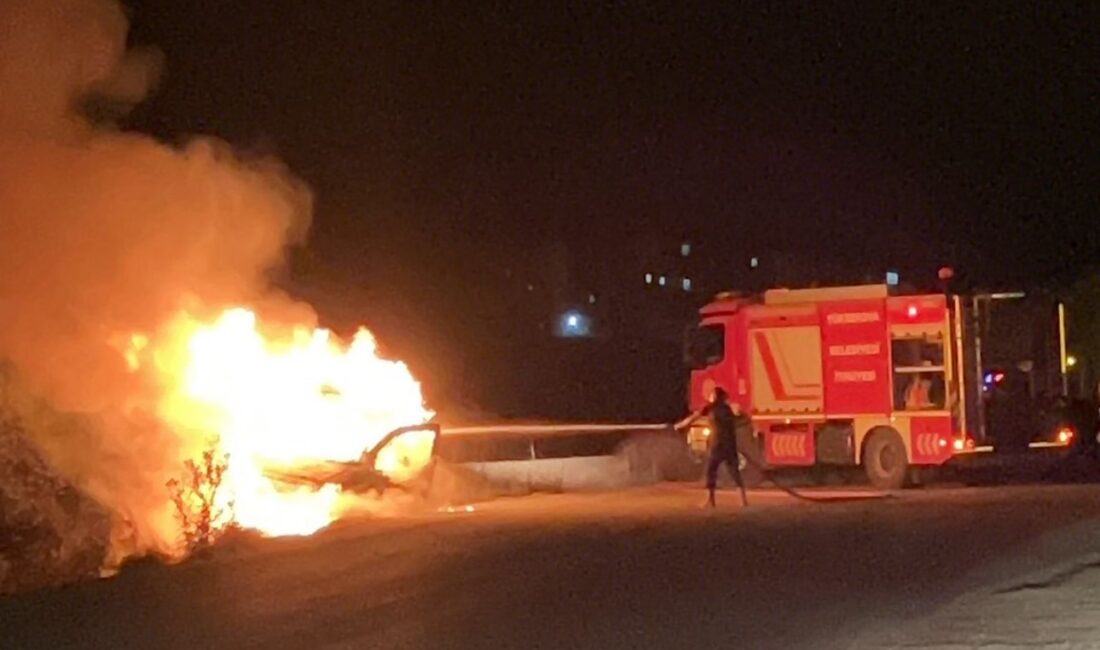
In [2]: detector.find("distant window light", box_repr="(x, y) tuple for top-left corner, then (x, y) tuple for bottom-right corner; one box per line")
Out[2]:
(750, 257), (759, 269)
(658, 275), (667, 287)
(588, 293), (597, 304)
(681, 243), (692, 257)
(644, 273), (653, 285)
(886, 271), (900, 286)
(682, 277), (692, 292)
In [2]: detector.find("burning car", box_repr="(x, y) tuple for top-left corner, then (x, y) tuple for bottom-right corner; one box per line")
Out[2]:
(264, 423), (441, 496)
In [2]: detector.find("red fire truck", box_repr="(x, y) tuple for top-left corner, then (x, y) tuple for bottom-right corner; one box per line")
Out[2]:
(684, 284), (971, 488)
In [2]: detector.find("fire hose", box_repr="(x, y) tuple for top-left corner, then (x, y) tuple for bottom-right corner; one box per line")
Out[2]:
(671, 422), (890, 504)
(436, 422), (887, 503)
(736, 448), (886, 503)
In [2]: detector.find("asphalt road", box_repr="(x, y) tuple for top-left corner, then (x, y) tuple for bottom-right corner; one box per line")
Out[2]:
(3, 483), (1100, 650)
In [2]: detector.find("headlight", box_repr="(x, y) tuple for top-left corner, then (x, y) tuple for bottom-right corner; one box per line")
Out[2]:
(687, 426), (711, 451)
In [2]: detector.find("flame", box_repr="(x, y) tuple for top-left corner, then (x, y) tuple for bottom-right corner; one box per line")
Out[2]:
(127, 307), (433, 540)
(123, 333), (149, 371)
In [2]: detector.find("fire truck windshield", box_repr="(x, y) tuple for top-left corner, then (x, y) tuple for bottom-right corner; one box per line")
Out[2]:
(685, 323), (725, 369)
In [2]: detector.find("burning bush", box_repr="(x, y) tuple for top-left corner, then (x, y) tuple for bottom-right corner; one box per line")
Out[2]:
(166, 447), (233, 554)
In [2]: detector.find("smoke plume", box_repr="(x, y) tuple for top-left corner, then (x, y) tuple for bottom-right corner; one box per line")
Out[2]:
(0, 0), (314, 557)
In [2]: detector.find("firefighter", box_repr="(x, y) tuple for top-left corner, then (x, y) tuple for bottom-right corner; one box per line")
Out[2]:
(677, 386), (749, 508)
(904, 375), (932, 410)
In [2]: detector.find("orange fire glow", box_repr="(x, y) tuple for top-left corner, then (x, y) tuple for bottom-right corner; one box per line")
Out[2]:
(125, 307), (433, 539)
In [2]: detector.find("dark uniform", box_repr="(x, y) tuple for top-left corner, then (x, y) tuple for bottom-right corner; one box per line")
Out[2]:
(702, 399), (745, 492)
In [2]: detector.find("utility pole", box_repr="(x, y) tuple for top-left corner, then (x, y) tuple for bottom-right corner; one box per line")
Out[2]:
(1058, 302), (1069, 396)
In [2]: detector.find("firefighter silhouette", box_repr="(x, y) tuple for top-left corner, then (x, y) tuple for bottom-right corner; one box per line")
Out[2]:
(698, 387), (749, 508)
(676, 385), (751, 508)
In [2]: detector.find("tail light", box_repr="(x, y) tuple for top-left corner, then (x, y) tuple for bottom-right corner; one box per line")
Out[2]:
(1057, 427), (1075, 444)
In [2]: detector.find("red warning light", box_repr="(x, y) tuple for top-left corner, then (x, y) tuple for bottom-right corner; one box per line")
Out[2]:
(906, 305), (918, 318)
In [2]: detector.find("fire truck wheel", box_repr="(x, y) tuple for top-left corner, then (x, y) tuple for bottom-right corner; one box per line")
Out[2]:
(862, 429), (908, 490)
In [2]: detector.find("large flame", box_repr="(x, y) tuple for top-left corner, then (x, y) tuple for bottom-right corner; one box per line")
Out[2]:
(128, 307), (433, 539)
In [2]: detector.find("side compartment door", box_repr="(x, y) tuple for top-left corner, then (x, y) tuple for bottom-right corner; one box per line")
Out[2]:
(749, 326), (823, 415)
(819, 300), (892, 415)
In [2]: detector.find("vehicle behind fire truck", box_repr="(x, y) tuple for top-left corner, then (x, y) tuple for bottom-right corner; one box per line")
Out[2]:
(684, 284), (965, 488)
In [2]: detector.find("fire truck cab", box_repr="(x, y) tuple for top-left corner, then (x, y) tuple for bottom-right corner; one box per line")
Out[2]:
(685, 284), (966, 488)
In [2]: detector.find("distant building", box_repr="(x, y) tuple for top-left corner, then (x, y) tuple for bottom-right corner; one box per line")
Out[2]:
(490, 231), (898, 344)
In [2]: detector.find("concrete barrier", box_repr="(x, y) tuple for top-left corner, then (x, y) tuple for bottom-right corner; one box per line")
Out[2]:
(456, 455), (633, 493)
(435, 423), (692, 496)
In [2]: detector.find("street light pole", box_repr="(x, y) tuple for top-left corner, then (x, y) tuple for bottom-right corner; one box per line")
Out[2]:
(1058, 302), (1069, 397)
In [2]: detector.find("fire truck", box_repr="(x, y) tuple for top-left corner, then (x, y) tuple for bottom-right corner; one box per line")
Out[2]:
(683, 284), (973, 489)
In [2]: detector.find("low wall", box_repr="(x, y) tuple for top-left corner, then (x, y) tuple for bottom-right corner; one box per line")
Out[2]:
(458, 455), (635, 493)
(432, 426), (702, 497)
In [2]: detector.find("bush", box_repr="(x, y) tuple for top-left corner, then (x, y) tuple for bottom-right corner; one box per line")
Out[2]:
(166, 447), (232, 554)
(0, 414), (111, 594)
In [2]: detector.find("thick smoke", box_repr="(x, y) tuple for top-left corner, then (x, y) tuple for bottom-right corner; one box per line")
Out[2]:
(0, 0), (313, 557)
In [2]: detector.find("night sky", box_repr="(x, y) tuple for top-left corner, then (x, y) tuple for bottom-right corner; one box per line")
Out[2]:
(121, 1), (1099, 407)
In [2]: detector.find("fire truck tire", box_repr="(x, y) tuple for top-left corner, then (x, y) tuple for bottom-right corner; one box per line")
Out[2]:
(862, 429), (908, 490)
